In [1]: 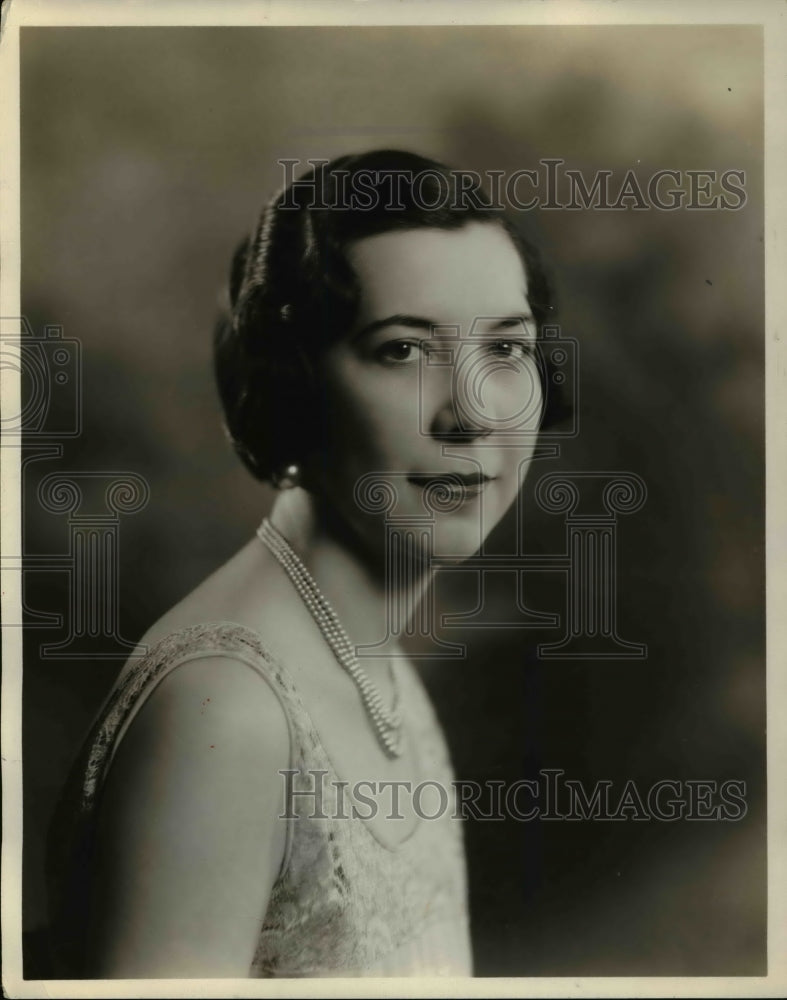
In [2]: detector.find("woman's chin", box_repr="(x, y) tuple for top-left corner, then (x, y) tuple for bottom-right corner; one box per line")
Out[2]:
(429, 509), (503, 564)
(337, 486), (513, 570)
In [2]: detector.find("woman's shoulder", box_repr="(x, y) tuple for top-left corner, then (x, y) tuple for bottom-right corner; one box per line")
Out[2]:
(82, 629), (294, 804)
(133, 536), (268, 649)
(113, 533), (289, 686)
(112, 530), (325, 724)
(106, 649), (292, 787)
(88, 533), (304, 806)
(81, 648), (291, 978)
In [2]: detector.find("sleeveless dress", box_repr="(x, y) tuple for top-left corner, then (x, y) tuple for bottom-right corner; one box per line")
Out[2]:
(47, 622), (473, 978)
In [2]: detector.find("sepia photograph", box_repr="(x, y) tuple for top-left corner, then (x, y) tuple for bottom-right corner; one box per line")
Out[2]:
(1, 1), (785, 995)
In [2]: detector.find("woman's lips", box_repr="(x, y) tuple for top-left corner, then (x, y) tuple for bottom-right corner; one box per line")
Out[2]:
(406, 472), (495, 501)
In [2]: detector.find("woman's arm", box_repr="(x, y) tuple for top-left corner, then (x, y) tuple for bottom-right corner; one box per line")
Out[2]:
(84, 656), (291, 978)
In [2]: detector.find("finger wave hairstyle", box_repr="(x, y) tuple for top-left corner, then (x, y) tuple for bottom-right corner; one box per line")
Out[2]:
(213, 149), (569, 483)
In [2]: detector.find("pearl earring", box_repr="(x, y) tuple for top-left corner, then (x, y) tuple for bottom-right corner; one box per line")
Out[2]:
(272, 463), (301, 490)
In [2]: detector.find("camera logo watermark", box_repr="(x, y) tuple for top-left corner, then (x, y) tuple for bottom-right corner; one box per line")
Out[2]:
(2, 317), (149, 658)
(415, 322), (577, 442)
(1, 318), (82, 438)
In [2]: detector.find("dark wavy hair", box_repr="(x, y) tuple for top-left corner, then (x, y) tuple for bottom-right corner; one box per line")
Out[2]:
(214, 149), (566, 483)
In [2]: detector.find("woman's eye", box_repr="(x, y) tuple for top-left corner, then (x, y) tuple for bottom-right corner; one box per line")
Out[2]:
(489, 340), (536, 359)
(376, 340), (419, 364)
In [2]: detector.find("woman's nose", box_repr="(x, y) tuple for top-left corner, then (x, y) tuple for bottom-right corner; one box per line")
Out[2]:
(429, 385), (494, 444)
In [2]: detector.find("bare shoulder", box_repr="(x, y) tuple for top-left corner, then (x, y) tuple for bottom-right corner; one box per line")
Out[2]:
(98, 653), (292, 875)
(137, 536), (266, 649)
(109, 652), (291, 786)
(122, 533), (307, 692)
(88, 653), (291, 977)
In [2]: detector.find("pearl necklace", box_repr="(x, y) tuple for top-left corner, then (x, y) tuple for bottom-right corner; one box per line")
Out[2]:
(256, 518), (403, 758)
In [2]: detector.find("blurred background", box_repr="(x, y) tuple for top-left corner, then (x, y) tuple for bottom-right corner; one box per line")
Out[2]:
(20, 26), (764, 977)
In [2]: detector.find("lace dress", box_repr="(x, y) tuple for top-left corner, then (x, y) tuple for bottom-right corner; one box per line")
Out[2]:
(47, 622), (473, 978)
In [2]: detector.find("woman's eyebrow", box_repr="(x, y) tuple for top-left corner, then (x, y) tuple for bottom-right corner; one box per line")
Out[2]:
(485, 313), (536, 331)
(353, 312), (536, 342)
(352, 314), (438, 341)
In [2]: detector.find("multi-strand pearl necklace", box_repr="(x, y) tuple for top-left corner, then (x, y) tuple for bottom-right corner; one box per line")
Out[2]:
(256, 517), (403, 758)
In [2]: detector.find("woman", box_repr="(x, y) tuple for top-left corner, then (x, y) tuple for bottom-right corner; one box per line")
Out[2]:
(47, 150), (560, 978)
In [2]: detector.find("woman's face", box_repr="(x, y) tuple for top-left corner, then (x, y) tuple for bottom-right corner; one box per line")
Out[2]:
(307, 220), (543, 564)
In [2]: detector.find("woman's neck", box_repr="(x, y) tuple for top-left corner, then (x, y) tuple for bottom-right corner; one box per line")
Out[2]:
(267, 487), (433, 658)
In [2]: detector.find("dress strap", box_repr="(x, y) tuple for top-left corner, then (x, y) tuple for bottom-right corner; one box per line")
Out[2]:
(77, 621), (320, 814)
(46, 621), (317, 977)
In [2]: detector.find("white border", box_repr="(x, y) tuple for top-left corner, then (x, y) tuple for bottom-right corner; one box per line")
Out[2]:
(2, 1), (785, 997)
